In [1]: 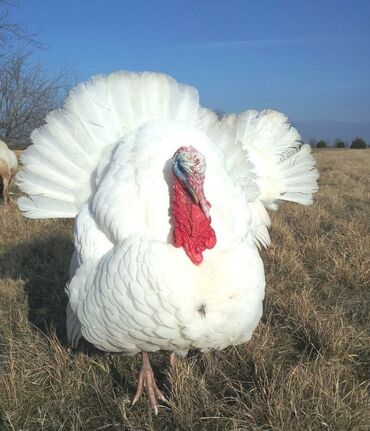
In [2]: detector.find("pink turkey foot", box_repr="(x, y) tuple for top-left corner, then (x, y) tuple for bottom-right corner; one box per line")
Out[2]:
(132, 352), (166, 415)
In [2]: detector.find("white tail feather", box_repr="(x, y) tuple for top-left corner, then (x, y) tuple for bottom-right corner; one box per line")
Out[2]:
(17, 196), (77, 218)
(222, 110), (319, 211)
(17, 71), (318, 226)
(16, 72), (205, 218)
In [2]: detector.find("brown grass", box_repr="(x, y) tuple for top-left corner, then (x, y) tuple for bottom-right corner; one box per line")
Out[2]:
(0, 149), (369, 430)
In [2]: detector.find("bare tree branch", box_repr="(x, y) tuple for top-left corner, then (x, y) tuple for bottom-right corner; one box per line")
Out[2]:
(0, 3), (75, 148)
(0, 51), (73, 148)
(0, 1), (41, 51)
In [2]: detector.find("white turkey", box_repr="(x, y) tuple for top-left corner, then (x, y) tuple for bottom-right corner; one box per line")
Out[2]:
(16, 71), (318, 414)
(0, 139), (18, 208)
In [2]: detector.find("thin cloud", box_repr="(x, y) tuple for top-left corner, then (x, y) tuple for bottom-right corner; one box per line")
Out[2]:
(183, 37), (332, 49)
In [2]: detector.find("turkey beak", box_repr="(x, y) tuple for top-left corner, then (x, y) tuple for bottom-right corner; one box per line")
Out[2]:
(172, 160), (202, 206)
(186, 184), (199, 205)
(186, 182), (210, 219)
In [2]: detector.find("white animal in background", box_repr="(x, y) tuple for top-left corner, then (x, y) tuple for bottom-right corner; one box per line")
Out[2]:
(17, 71), (319, 414)
(0, 139), (18, 208)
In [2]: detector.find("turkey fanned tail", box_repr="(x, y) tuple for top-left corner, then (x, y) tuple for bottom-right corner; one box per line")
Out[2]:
(16, 72), (203, 218)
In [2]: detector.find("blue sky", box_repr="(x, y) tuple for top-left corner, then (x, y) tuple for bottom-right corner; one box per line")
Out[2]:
(7, 0), (370, 140)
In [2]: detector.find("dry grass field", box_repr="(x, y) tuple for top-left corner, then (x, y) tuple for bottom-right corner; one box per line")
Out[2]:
(0, 149), (369, 430)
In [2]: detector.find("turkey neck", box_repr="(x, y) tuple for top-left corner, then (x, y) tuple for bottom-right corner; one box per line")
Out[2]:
(171, 176), (216, 265)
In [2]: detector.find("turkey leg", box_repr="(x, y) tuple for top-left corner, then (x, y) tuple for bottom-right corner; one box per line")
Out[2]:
(132, 352), (166, 415)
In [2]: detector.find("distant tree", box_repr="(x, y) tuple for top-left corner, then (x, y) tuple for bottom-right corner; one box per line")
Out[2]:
(351, 137), (367, 149)
(0, 52), (72, 148)
(308, 138), (317, 147)
(316, 140), (327, 148)
(0, 3), (74, 148)
(214, 109), (225, 120)
(335, 138), (346, 148)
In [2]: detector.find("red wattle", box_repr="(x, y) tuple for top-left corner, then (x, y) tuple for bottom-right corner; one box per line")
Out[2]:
(171, 178), (216, 265)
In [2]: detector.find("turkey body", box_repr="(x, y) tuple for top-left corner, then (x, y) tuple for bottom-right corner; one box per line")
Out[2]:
(68, 120), (265, 354)
(16, 71), (318, 412)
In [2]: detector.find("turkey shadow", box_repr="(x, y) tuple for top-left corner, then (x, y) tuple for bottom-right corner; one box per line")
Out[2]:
(0, 234), (74, 343)
(0, 233), (123, 358)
